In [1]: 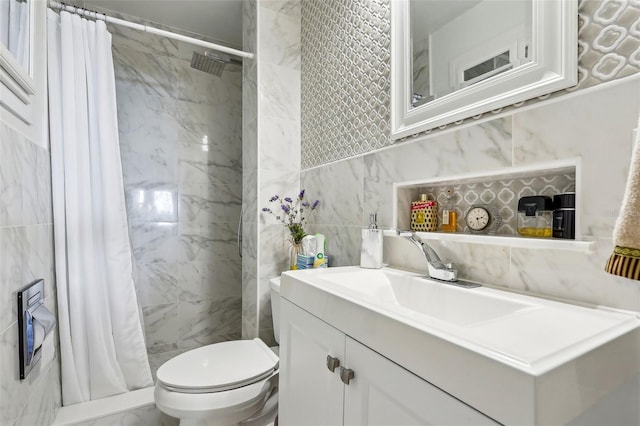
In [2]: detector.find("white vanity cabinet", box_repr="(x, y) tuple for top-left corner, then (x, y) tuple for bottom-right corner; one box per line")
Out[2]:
(279, 299), (499, 425)
(279, 298), (344, 425)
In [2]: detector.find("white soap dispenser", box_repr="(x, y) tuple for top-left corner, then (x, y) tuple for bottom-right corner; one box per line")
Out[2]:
(360, 213), (383, 269)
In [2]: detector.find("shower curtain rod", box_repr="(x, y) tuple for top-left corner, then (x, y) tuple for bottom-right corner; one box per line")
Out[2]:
(48, 1), (254, 60)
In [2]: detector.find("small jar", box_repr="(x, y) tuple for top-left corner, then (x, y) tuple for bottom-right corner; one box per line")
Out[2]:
(411, 194), (437, 232)
(517, 196), (554, 238)
(553, 193), (575, 239)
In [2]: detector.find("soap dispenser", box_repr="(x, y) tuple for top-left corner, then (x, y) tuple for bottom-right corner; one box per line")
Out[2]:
(361, 213), (383, 269)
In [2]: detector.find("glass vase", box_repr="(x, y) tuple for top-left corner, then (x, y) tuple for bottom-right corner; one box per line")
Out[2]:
(289, 242), (301, 270)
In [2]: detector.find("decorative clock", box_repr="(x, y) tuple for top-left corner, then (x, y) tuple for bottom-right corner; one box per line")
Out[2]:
(464, 204), (501, 234)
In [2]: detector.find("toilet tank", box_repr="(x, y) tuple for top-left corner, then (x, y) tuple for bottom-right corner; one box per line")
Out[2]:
(269, 278), (281, 344)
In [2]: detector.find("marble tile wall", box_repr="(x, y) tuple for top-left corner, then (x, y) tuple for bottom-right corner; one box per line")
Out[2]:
(258, 0), (302, 344)
(0, 121), (61, 425)
(302, 77), (640, 311)
(242, 0), (302, 344)
(111, 25), (243, 376)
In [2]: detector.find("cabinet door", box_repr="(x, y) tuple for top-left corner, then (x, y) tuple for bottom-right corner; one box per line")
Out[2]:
(279, 299), (345, 425)
(343, 337), (500, 426)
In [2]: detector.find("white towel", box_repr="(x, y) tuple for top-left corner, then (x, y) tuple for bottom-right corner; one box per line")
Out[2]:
(605, 119), (640, 280)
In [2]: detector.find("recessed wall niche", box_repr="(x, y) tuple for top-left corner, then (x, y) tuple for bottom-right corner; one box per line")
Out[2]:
(395, 163), (577, 237)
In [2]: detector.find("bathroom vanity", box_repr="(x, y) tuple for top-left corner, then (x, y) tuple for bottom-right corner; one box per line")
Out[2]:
(279, 267), (640, 425)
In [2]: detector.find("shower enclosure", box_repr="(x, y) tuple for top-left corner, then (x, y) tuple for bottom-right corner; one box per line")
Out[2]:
(111, 23), (244, 377)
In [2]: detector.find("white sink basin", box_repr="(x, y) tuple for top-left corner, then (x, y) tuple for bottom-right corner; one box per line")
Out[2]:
(319, 269), (535, 326)
(282, 266), (639, 373)
(281, 266), (640, 426)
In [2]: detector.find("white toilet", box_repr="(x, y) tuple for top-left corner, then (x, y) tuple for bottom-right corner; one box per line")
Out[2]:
(154, 278), (282, 426)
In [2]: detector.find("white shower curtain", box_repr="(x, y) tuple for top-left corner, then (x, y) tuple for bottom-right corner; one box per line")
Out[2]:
(47, 10), (153, 405)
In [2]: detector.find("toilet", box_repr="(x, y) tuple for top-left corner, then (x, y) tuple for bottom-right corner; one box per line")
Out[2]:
(154, 278), (282, 426)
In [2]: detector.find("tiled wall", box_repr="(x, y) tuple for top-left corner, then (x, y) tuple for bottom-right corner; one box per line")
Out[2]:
(302, 77), (640, 311)
(298, 0), (640, 311)
(111, 25), (243, 376)
(0, 122), (61, 425)
(242, 0), (302, 344)
(301, 0), (390, 167)
(301, 0), (640, 168)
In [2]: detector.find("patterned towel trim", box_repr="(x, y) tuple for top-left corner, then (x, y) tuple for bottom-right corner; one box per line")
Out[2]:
(612, 246), (640, 258)
(605, 246), (640, 281)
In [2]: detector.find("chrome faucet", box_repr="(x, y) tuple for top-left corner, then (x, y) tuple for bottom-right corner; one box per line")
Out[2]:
(396, 230), (458, 282)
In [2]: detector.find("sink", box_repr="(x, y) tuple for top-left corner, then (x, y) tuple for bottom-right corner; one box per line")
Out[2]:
(318, 269), (535, 326)
(281, 266), (640, 425)
(282, 266), (639, 372)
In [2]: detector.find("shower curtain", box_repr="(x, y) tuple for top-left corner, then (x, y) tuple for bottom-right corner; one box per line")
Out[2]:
(47, 10), (153, 405)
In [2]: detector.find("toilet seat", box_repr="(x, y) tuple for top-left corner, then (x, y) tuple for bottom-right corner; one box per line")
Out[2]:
(157, 338), (279, 394)
(154, 370), (279, 423)
(154, 338), (280, 424)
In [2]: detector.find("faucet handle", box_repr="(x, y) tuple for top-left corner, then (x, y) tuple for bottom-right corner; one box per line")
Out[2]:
(440, 261), (455, 270)
(428, 263), (458, 282)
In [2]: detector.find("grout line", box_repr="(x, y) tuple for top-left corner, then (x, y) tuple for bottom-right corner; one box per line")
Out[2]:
(0, 320), (17, 336)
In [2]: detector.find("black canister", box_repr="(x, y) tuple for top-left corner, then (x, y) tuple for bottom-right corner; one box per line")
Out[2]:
(553, 193), (575, 239)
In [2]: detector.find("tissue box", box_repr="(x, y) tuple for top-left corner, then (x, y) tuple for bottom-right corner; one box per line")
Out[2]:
(296, 254), (329, 269)
(297, 254), (314, 269)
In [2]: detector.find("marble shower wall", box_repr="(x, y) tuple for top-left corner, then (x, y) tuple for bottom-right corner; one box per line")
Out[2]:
(302, 77), (640, 311)
(0, 122), (61, 425)
(111, 26), (243, 375)
(242, 0), (302, 344)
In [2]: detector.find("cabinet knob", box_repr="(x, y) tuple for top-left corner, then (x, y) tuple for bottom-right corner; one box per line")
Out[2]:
(340, 367), (355, 385)
(326, 355), (340, 372)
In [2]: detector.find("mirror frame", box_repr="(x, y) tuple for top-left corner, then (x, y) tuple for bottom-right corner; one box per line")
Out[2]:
(0, 0), (36, 120)
(391, 0), (577, 140)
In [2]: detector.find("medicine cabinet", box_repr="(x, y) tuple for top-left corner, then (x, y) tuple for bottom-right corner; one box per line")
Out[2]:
(391, 0), (578, 139)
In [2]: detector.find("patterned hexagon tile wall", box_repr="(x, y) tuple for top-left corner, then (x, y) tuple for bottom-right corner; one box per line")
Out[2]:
(301, 0), (640, 169)
(301, 0), (391, 167)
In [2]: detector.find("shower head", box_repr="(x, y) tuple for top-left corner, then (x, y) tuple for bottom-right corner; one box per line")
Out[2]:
(190, 51), (241, 76)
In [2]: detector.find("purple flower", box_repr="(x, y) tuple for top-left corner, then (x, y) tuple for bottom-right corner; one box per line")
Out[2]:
(262, 191), (319, 237)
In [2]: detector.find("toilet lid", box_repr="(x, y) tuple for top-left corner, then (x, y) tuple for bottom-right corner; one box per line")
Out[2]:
(157, 338), (279, 393)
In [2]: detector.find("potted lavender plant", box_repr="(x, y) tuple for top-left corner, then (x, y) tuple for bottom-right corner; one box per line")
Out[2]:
(263, 189), (320, 269)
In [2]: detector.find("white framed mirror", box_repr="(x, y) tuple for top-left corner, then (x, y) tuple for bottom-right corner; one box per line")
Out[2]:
(391, 0), (577, 140)
(0, 0), (36, 117)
